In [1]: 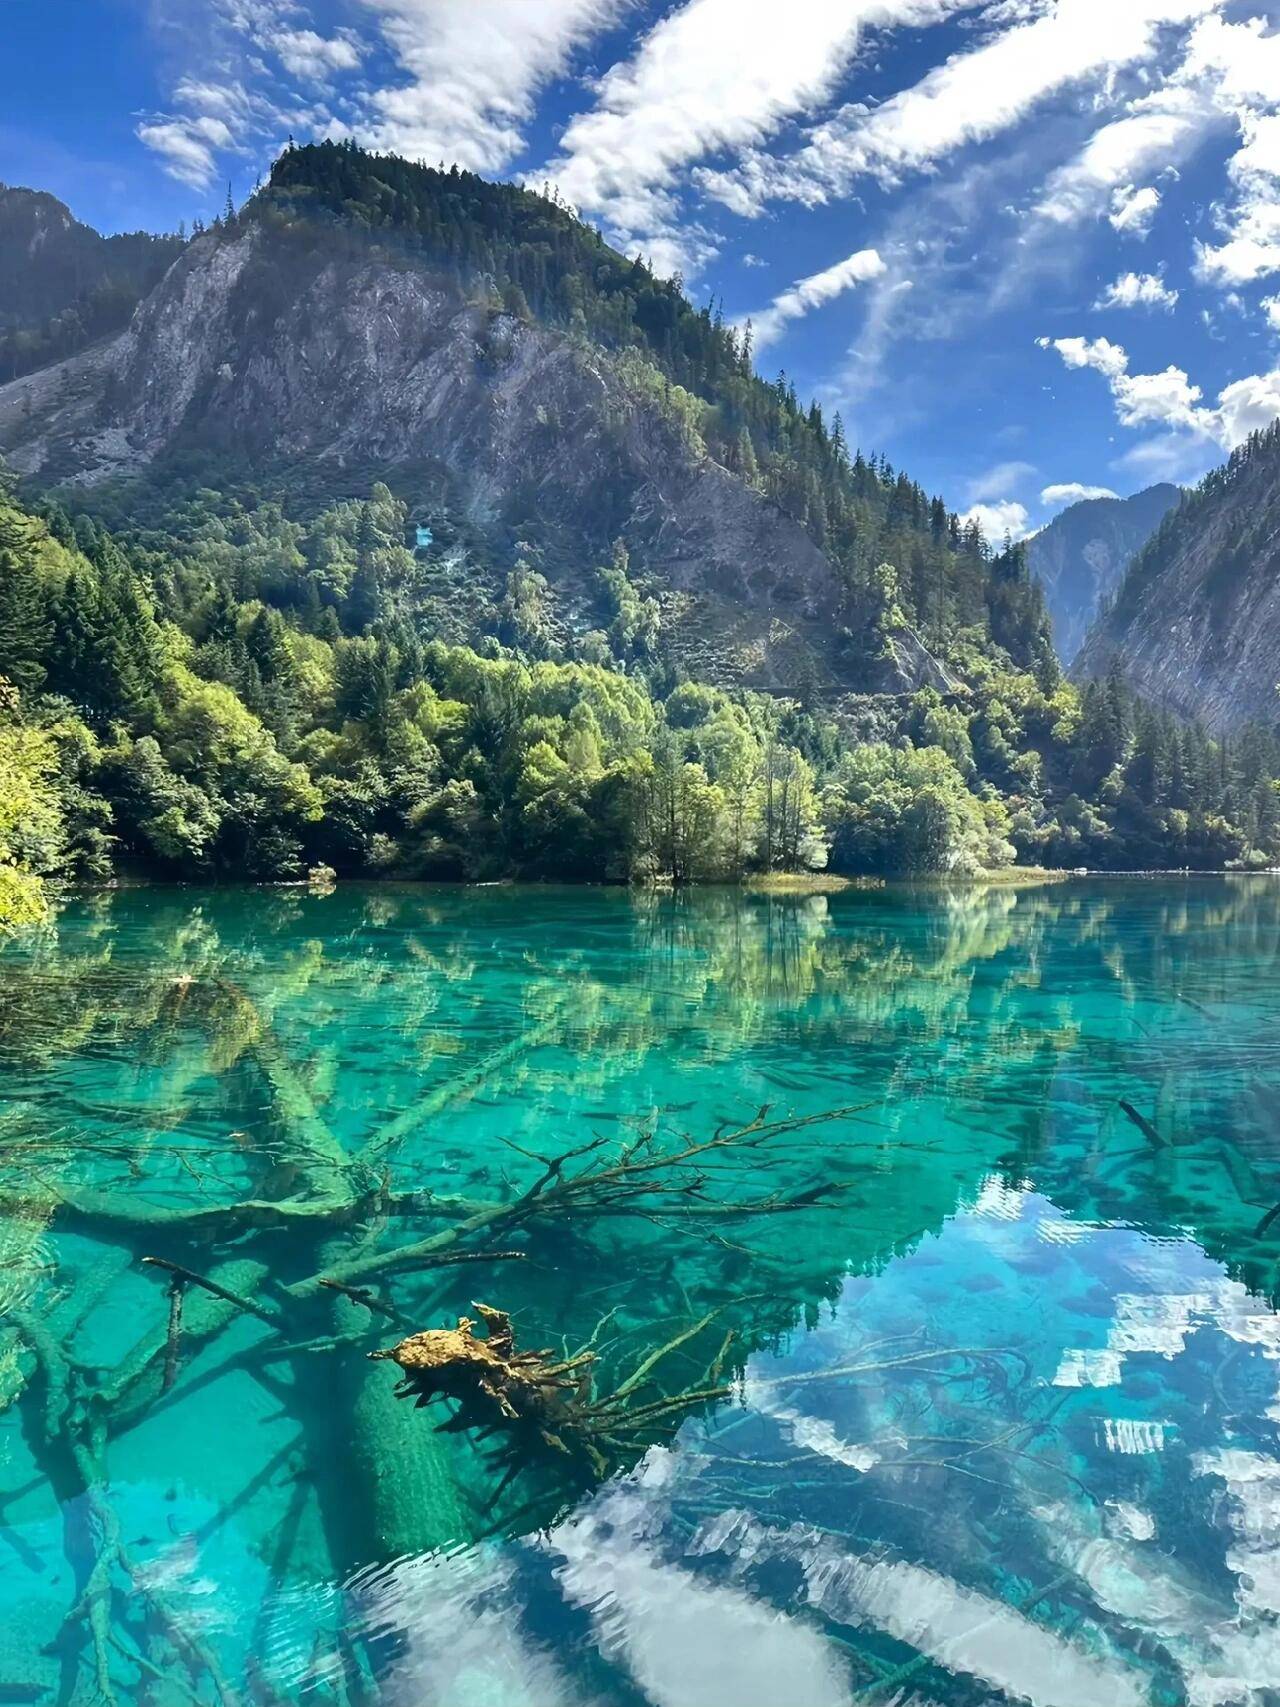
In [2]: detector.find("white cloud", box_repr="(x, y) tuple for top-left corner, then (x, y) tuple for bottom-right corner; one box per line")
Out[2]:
(967, 459), (1036, 502)
(1109, 183), (1162, 234)
(137, 115), (236, 187)
(1094, 270), (1179, 311)
(960, 499), (1032, 541)
(1037, 335), (1129, 379)
(1195, 115), (1280, 283)
(1034, 84), (1217, 228)
(713, 0), (1223, 214)
(1214, 366), (1280, 445)
(1186, 16), (1280, 284)
(543, 0), (965, 264)
(1261, 294), (1280, 331)
(1041, 482), (1120, 507)
(275, 29), (363, 83)
(1039, 332), (1280, 459)
(359, 0), (626, 173)
(1115, 364), (1204, 431)
(748, 247), (887, 347)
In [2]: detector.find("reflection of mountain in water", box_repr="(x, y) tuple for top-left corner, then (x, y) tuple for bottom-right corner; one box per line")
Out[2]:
(1, 878), (1279, 1703)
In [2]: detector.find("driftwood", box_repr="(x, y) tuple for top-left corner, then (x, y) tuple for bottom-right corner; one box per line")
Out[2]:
(0, 964), (862, 1702)
(373, 1301), (733, 1485)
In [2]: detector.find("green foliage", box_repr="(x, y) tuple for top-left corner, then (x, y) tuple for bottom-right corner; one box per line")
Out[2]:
(253, 141), (1052, 671)
(0, 681), (61, 927)
(2, 460), (1277, 906)
(828, 743), (1014, 877)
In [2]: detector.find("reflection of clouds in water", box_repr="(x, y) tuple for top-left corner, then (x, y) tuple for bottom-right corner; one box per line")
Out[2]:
(343, 1461), (855, 1707)
(1032, 1488), (1280, 1707)
(346, 1545), (588, 1707)
(551, 1459), (852, 1707)
(337, 1162), (1280, 1707)
(692, 1510), (1147, 1707)
(741, 1375), (882, 1471)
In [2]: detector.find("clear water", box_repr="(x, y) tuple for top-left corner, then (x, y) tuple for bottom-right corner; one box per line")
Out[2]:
(2, 878), (1280, 1706)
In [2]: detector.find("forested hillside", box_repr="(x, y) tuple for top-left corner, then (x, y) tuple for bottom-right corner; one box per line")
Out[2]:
(1077, 424), (1280, 731)
(2, 471), (1278, 925)
(0, 184), (185, 383)
(0, 143), (1278, 921)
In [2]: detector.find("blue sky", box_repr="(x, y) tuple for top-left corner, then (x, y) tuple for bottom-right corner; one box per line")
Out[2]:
(7, 0), (1280, 535)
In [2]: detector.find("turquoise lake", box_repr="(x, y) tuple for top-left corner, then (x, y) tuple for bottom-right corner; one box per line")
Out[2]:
(2, 878), (1280, 1706)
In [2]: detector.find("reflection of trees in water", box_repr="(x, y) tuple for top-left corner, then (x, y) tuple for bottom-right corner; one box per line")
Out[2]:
(1, 879), (1279, 1702)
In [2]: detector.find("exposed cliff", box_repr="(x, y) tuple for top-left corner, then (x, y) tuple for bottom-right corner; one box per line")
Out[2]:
(1027, 483), (1179, 663)
(0, 184), (184, 381)
(0, 230), (952, 696)
(0, 143), (1054, 698)
(1075, 426), (1280, 731)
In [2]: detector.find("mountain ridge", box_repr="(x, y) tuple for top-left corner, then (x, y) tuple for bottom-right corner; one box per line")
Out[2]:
(0, 182), (185, 382)
(1076, 425), (1280, 732)
(1027, 482), (1180, 664)
(0, 142), (1051, 699)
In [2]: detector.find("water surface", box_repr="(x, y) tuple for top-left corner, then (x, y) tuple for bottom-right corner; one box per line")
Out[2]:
(2, 879), (1280, 1706)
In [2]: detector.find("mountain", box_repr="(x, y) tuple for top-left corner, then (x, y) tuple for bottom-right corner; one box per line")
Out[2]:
(0, 141), (1052, 701)
(3, 145), (1279, 908)
(0, 184), (185, 383)
(1076, 426), (1280, 732)
(1027, 483), (1179, 663)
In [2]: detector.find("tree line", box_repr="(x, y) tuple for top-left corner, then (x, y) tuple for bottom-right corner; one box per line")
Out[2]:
(1, 477), (1278, 927)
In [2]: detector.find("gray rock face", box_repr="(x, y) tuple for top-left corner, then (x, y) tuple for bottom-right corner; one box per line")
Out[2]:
(0, 222), (943, 697)
(1026, 485), (1179, 663)
(0, 183), (185, 359)
(1074, 437), (1280, 732)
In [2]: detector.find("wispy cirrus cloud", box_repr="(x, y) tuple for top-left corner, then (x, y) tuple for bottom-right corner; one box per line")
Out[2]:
(1033, 83), (1219, 229)
(705, 0), (1223, 216)
(747, 247), (887, 348)
(137, 0), (358, 188)
(541, 0), (965, 272)
(967, 460), (1037, 503)
(359, 0), (627, 175)
(136, 116), (237, 188)
(275, 28), (364, 83)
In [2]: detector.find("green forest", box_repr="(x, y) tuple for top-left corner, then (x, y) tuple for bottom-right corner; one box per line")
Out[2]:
(1, 140), (1279, 924)
(2, 471), (1278, 927)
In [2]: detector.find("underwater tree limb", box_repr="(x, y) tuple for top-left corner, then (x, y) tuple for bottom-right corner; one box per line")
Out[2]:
(13, 1310), (241, 1706)
(291, 1107), (862, 1296)
(140, 1256), (281, 1326)
(162, 1274), (186, 1393)
(356, 1000), (574, 1166)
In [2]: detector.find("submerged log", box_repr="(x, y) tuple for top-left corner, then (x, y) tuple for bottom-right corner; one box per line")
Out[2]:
(372, 1303), (731, 1488)
(326, 1283), (476, 1563)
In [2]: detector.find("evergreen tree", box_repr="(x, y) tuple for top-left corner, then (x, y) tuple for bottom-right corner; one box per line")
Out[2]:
(0, 513), (52, 692)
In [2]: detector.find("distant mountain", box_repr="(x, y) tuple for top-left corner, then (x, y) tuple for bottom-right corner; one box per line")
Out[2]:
(0, 184), (184, 381)
(1076, 425), (1280, 731)
(0, 141), (1053, 700)
(1026, 484), (1180, 663)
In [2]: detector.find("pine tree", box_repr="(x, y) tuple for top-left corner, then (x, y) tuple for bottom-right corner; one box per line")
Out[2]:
(0, 515), (52, 693)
